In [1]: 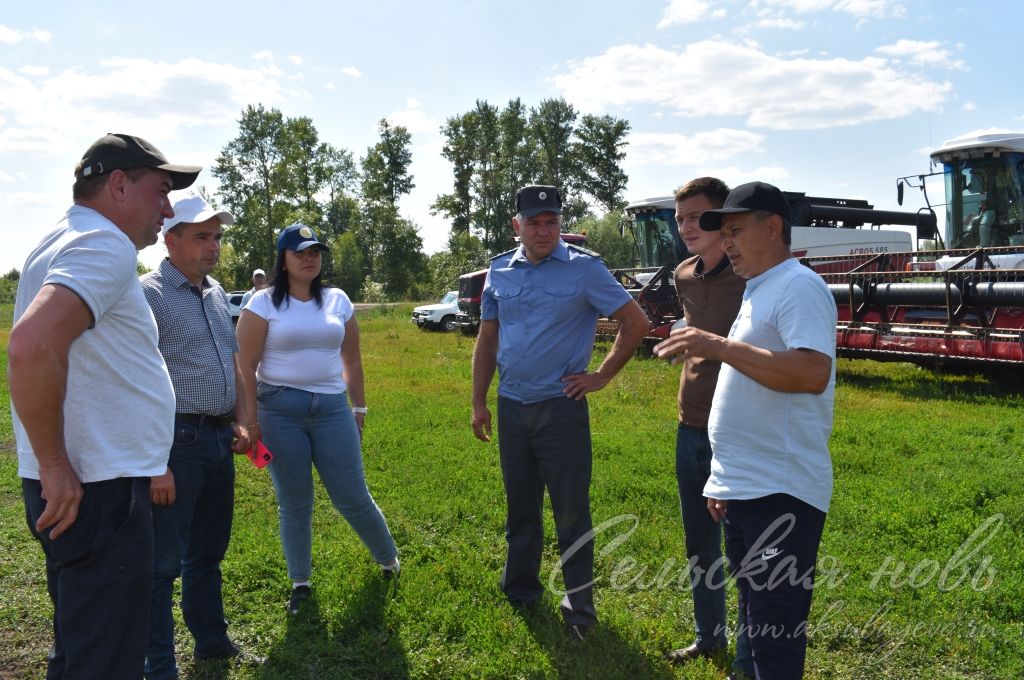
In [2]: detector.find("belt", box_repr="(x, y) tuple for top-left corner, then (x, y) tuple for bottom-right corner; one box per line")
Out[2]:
(175, 413), (234, 429)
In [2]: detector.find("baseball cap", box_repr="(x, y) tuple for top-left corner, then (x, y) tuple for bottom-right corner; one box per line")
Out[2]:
(276, 223), (329, 253)
(76, 133), (202, 191)
(516, 185), (562, 219)
(161, 195), (235, 236)
(253, 268), (266, 277)
(699, 181), (792, 231)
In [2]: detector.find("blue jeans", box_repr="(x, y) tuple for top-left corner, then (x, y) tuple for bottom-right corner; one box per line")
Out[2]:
(145, 420), (236, 680)
(676, 424), (753, 676)
(497, 396), (596, 626)
(258, 384), (397, 581)
(23, 476), (153, 680)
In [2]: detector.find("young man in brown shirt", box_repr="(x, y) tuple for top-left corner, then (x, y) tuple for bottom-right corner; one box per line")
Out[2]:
(664, 177), (753, 680)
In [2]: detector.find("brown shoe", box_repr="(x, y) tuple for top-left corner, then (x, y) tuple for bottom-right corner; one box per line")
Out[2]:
(663, 642), (721, 664)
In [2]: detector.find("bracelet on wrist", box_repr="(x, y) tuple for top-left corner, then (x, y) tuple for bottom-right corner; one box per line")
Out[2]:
(352, 406), (368, 415)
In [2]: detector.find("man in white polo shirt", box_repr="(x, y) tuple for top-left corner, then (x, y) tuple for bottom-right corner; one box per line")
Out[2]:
(655, 181), (837, 680)
(9, 133), (200, 678)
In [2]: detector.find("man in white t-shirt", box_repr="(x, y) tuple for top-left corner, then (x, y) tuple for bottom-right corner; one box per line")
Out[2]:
(655, 182), (837, 680)
(8, 133), (200, 679)
(239, 267), (267, 311)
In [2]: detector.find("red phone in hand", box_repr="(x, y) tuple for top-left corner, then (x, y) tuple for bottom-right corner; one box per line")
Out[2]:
(247, 440), (273, 468)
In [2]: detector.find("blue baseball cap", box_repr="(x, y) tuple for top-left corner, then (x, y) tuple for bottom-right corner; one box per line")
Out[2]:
(276, 223), (329, 252)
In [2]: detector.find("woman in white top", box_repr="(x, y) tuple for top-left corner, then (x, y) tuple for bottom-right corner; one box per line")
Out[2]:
(236, 223), (399, 615)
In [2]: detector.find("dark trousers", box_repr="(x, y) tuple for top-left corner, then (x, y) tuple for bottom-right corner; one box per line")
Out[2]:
(23, 476), (154, 680)
(497, 395), (596, 626)
(145, 420), (236, 680)
(725, 493), (827, 680)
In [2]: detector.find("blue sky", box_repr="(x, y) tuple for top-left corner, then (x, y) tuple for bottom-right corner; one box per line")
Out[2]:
(1, 0), (1021, 274)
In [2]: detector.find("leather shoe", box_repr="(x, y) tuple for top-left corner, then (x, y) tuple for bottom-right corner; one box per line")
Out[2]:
(663, 642), (722, 664)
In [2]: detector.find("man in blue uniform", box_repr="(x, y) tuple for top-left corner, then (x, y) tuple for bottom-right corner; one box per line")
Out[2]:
(471, 184), (649, 640)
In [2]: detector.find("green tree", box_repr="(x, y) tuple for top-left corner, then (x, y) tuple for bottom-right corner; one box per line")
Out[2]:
(530, 98), (586, 224)
(361, 119), (414, 208)
(575, 114), (631, 214)
(432, 113), (475, 242)
(425, 232), (489, 298)
(213, 105), (290, 274)
(578, 212), (634, 269)
(331, 232), (365, 300)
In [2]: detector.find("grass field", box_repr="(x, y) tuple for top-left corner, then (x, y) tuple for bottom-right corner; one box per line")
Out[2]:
(1, 302), (1022, 679)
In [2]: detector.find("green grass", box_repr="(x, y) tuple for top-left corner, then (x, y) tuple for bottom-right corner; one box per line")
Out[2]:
(1, 303), (1022, 679)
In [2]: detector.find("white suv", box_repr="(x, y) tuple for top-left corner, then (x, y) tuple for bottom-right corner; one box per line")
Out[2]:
(411, 291), (459, 332)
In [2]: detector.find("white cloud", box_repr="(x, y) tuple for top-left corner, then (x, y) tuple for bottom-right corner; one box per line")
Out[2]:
(552, 41), (951, 129)
(0, 25), (51, 45)
(288, 54), (302, 66)
(386, 98), (438, 135)
(658, 0), (727, 28)
(341, 66), (362, 78)
(962, 101), (975, 112)
(0, 58), (294, 155)
(624, 129), (765, 166)
(758, 17), (806, 29)
(0, 169), (13, 182)
(324, 81), (336, 91)
(252, 50), (274, 62)
(18, 65), (50, 77)
(758, 0), (904, 18)
(875, 40), (964, 69)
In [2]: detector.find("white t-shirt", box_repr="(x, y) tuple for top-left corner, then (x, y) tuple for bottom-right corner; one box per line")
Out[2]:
(705, 257), (838, 512)
(13, 205), (176, 482)
(246, 287), (354, 394)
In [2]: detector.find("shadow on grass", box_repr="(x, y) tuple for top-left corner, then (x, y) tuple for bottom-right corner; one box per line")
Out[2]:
(836, 361), (1024, 402)
(258, 578), (408, 680)
(511, 602), (678, 680)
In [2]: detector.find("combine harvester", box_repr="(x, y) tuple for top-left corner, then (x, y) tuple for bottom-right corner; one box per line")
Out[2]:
(808, 132), (1024, 370)
(619, 191), (934, 345)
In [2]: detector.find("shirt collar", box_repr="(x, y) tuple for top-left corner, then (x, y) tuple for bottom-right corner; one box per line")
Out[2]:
(160, 257), (210, 290)
(509, 239), (570, 265)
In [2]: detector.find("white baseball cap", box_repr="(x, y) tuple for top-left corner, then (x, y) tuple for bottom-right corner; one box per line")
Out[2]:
(253, 268), (266, 276)
(162, 195), (235, 236)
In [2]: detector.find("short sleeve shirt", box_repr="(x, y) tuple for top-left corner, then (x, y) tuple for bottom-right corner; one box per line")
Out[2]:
(13, 205), (176, 482)
(246, 287), (354, 394)
(481, 240), (633, 404)
(705, 257), (838, 512)
(140, 259), (238, 415)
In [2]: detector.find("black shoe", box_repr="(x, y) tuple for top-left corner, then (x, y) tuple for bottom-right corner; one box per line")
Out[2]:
(287, 585), (311, 615)
(194, 640), (240, 661)
(567, 623), (592, 641)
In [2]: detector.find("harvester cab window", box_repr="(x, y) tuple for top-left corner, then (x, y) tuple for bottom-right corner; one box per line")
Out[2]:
(946, 153), (1024, 248)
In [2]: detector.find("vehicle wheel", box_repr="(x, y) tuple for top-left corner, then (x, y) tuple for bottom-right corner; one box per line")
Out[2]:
(441, 315), (457, 332)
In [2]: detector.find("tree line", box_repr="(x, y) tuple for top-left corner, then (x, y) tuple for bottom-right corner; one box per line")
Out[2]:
(3, 100), (636, 303)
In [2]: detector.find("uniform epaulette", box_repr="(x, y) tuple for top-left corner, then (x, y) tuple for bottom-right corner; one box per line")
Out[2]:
(566, 243), (601, 258)
(489, 248), (517, 261)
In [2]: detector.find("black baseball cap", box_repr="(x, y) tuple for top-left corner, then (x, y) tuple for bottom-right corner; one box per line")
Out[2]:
(276, 223), (329, 253)
(699, 181), (792, 231)
(516, 185), (562, 219)
(75, 133), (202, 190)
